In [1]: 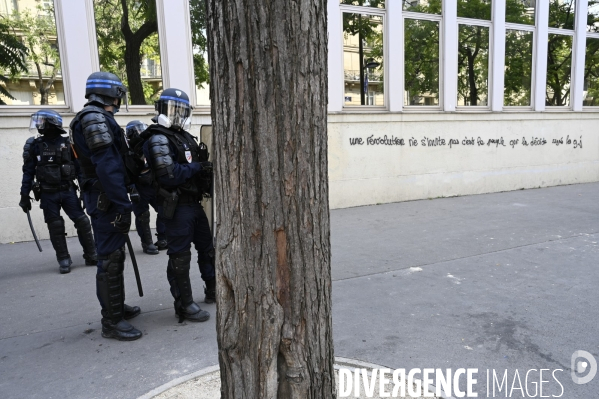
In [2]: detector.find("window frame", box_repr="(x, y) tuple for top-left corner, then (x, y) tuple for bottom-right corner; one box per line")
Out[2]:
(583, 28), (599, 109)
(88, 0), (167, 111)
(339, 3), (388, 111)
(545, 28), (575, 110)
(402, 10), (444, 111)
(455, 17), (493, 111)
(0, 0), (70, 113)
(502, 21), (537, 111)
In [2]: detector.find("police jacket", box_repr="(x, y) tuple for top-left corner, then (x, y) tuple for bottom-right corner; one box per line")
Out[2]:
(141, 125), (204, 199)
(70, 103), (132, 214)
(20, 129), (80, 195)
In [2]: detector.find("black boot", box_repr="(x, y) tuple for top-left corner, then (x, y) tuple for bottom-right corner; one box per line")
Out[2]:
(97, 249), (142, 341)
(154, 238), (168, 251)
(58, 258), (72, 274)
(48, 217), (71, 274)
(168, 252), (210, 323)
(73, 215), (97, 266)
(124, 304), (141, 320)
(136, 211), (159, 255)
(204, 278), (216, 304)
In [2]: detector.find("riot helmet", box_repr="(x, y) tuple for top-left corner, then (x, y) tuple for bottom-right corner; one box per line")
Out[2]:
(154, 88), (193, 130)
(29, 109), (64, 135)
(125, 120), (148, 147)
(85, 71), (127, 113)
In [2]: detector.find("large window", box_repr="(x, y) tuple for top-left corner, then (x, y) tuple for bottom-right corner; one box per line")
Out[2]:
(332, 0), (599, 113)
(189, 0), (209, 107)
(585, 2), (599, 106)
(342, 10), (384, 107)
(403, 0), (442, 107)
(457, 1), (491, 107)
(504, 1), (536, 107)
(93, 0), (163, 106)
(0, 0), (66, 106)
(546, 0), (575, 107)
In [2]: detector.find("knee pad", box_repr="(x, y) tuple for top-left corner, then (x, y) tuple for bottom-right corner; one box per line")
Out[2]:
(137, 210), (151, 224)
(73, 215), (91, 231)
(100, 248), (125, 275)
(47, 217), (66, 235)
(169, 251), (192, 275)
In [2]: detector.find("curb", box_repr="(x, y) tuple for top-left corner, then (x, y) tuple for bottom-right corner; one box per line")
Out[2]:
(136, 364), (220, 399)
(138, 357), (456, 399)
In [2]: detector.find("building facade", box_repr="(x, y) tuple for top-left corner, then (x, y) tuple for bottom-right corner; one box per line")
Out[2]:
(0, 0), (598, 243)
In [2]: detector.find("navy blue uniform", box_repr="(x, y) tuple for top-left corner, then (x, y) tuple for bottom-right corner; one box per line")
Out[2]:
(20, 133), (97, 270)
(143, 136), (214, 280)
(71, 109), (132, 258)
(132, 179), (166, 242)
(21, 136), (85, 223)
(72, 71), (142, 341)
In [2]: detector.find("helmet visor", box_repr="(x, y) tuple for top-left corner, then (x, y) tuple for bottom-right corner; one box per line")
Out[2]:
(160, 99), (193, 129)
(126, 122), (148, 139)
(29, 112), (62, 133)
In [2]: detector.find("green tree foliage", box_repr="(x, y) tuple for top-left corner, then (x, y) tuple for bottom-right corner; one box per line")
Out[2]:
(341, 0), (384, 104)
(404, 18), (439, 105)
(546, 0), (575, 106)
(94, 0), (159, 105)
(584, 2), (599, 105)
(0, 20), (28, 104)
(4, 5), (61, 105)
(189, 0), (209, 89)
(504, 30), (533, 106)
(94, 0), (209, 104)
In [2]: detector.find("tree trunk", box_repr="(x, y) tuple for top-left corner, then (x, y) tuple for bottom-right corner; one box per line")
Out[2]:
(206, 1), (335, 399)
(124, 42), (145, 105)
(467, 51), (478, 106)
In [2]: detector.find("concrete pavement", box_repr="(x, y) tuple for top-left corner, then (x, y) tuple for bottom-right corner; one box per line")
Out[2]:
(0, 183), (597, 398)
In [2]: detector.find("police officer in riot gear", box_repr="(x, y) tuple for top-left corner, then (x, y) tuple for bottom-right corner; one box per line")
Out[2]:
(70, 71), (142, 341)
(19, 110), (97, 274)
(125, 120), (166, 254)
(143, 88), (215, 323)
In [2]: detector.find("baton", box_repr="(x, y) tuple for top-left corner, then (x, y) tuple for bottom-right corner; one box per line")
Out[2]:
(26, 210), (43, 252)
(125, 235), (144, 297)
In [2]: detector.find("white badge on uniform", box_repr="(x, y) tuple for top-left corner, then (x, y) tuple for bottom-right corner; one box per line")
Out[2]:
(185, 151), (192, 163)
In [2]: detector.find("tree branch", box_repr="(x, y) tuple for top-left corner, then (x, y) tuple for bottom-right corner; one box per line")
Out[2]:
(120, 0), (132, 40)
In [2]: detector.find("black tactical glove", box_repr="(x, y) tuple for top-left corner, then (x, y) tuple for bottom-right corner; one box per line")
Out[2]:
(128, 186), (140, 204)
(19, 194), (32, 213)
(200, 161), (213, 172)
(112, 213), (131, 234)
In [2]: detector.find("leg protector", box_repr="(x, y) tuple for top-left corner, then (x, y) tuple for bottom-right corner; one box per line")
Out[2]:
(97, 249), (126, 324)
(73, 215), (97, 265)
(204, 278), (216, 304)
(47, 217), (70, 261)
(97, 249), (142, 341)
(170, 251), (194, 307)
(168, 251), (210, 323)
(136, 211), (158, 255)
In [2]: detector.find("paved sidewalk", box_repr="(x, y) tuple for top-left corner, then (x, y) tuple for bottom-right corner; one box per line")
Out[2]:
(1, 183), (597, 398)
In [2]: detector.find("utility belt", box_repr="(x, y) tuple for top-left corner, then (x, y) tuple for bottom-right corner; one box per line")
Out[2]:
(38, 181), (73, 193)
(158, 187), (200, 220)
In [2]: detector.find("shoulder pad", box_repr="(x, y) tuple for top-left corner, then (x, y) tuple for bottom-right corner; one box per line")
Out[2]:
(148, 134), (174, 178)
(23, 137), (36, 160)
(79, 107), (113, 151)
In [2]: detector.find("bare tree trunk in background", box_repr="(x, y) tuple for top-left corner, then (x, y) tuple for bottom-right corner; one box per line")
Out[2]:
(206, 1), (335, 398)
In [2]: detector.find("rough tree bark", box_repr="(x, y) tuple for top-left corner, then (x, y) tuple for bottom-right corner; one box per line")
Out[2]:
(206, 1), (335, 398)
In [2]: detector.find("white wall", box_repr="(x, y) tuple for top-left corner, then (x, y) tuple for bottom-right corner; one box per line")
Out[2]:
(2, 111), (598, 243)
(328, 112), (599, 209)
